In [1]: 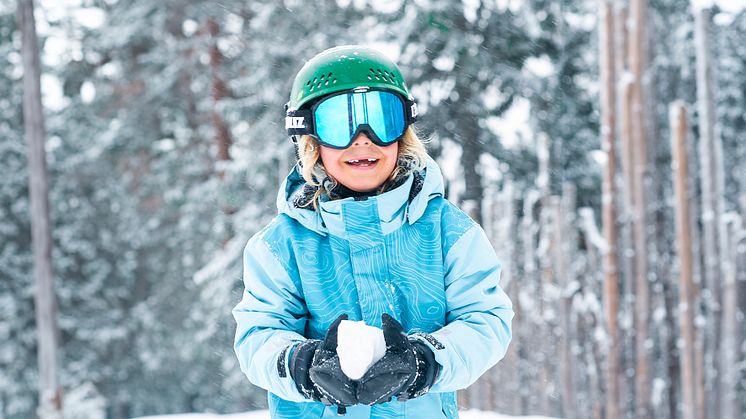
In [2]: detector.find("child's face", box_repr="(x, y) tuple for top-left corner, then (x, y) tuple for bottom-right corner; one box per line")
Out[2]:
(319, 133), (399, 192)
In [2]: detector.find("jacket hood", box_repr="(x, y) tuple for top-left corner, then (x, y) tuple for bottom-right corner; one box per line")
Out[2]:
(276, 155), (445, 237)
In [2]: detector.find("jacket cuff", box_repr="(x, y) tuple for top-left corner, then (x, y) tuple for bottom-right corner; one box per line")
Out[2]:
(288, 339), (322, 400)
(276, 342), (296, 378)
(409, 332), (447, 389)
(409, 339), (441, 397)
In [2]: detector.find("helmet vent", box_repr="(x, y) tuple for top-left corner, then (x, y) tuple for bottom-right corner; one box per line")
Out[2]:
(308, 73), (335, 92)
(369, 67), (397, 85)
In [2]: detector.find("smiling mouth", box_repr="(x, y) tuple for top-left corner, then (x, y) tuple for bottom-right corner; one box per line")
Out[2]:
(345, 158), (379, 168)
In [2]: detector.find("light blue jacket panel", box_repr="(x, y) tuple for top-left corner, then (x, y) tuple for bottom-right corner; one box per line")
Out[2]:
(233, 156), (513, 418)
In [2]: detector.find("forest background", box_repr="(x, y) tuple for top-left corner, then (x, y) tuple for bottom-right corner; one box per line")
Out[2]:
(2, 0), (746, 419)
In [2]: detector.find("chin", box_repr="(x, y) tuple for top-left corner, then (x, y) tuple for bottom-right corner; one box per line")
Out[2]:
(347, 183), (379, 192)
(338, 174), (387, 193)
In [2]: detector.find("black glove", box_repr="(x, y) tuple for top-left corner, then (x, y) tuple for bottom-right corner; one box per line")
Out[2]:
(308, 314), (358, 407)
(356, 313), (440, 405)
(288, 338), (322, 401)
(288, 314), (357, 411)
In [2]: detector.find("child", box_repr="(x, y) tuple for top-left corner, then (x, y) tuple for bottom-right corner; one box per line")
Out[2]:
(233, 45), (513, 419)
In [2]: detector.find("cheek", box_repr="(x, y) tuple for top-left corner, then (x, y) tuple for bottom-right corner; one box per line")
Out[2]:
(383, 146), (399, 172)
(319, 149), (343, 173)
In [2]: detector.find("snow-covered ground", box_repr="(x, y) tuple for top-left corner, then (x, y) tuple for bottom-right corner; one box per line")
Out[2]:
(132, 410), (559, 419)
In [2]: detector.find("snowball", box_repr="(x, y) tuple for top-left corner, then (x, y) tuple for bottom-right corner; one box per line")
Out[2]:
(337, 320), (386, 380)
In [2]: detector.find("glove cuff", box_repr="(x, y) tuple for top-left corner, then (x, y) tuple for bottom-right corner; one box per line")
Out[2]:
(406, 340), (440, 399)
(289, 339), (321, 400)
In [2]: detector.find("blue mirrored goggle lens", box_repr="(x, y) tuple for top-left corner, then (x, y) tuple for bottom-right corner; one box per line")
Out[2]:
(314, 91), (406, 148)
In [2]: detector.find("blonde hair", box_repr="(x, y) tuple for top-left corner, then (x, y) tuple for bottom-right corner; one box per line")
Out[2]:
(296, 126), (429, 210)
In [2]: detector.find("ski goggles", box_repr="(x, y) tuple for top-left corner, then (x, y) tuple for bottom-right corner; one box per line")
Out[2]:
(286, 88), (418, 149)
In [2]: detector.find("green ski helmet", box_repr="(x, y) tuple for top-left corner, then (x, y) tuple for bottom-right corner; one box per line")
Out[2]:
(285, 45), (418, 147)
(286, 45), (414, 112)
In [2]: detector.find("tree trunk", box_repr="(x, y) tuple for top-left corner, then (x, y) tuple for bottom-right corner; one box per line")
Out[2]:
(616, 0), (636, 401)
(670, 102), (705, 419)
(662, 257), (681, 419)
(731, 205), (746, 419)
(520, 190), (540, 415)
(545, 196), (563, 415)
(617, 74), (637, 419)
(599, 2), (621, 418)
(627, 0), (652, 415)
(536, 135), (555, 414)
(503, 180), (519, 415)
(207, 17), (233, 176)
(694, 9), (725, 417)
(557, 184), (577, 419)
(720, 212), (742, 419)
(458, 116), (483, 224)
(578, 207), (606, 419)
(17, 0), (63, 417)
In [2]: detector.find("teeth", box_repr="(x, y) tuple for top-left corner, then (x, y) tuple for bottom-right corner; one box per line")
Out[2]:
(367, 158), (377, 162)
(346, 158), (378, 163)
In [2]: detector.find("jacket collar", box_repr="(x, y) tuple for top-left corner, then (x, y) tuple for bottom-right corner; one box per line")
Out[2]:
(277, 155), (444, 237)
(316, 175), (414, 238)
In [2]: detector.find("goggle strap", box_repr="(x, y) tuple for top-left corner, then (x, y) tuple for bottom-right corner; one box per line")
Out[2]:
(285, 109), (313, 136)
(405, 99), (418, 124)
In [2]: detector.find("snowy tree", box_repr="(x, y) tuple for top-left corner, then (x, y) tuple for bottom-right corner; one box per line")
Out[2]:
(0, 4), (38, 416)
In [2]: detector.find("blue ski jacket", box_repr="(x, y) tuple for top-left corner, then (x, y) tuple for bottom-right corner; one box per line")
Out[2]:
(233, 156), (513, 418)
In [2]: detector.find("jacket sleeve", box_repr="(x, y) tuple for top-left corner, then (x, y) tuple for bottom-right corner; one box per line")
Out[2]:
(411, 224), (514, 392)
(232, 233), (309, 402)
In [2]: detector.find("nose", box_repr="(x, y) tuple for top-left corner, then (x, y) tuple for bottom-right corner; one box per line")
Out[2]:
(352, 133), (371, 146)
